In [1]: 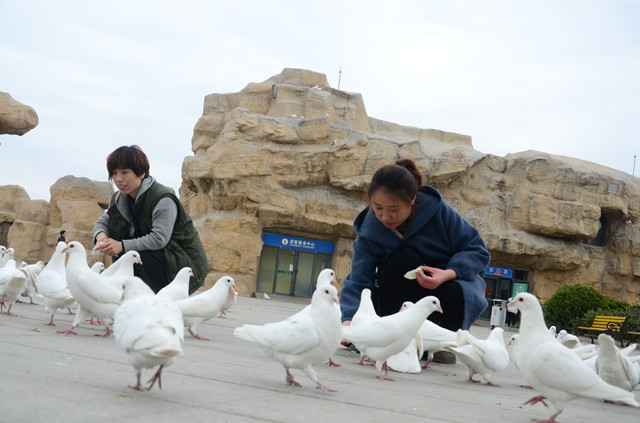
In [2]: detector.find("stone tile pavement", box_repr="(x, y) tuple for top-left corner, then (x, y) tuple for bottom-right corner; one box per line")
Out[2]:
(1, 295), (638, 423)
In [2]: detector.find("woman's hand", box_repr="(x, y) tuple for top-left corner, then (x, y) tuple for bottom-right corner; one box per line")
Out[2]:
(95, 237), (123, 257)
(415, 266), (457, 290)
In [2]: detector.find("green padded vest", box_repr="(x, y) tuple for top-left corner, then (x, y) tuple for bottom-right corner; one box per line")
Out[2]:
(106, 181), (208, 294)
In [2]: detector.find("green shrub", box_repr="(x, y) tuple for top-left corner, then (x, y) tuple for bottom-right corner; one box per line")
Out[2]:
(541, 284), (627, 332)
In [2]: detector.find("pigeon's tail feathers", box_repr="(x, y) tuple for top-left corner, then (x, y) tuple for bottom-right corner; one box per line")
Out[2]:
(132, 325), (183, 356)
(149, 344), (183, 359)
(234, 325), (267, 345)
(582, 381), (640, 407)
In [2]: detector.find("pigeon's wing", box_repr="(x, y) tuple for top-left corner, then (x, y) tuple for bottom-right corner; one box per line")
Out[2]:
(348, 318), (404, 348)
(617, 349), (640, 386)
(36, 271), (67, 296)
(528, 342), (602, 393)
(237, 316), (320, 355)
(115, 297), (182, 348)
(177, 294), (218, 318)
(76, 273), (122, 304)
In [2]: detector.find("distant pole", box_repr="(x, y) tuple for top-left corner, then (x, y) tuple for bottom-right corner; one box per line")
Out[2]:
(338, 66), (342, 90)
(634, 151), (637, 176)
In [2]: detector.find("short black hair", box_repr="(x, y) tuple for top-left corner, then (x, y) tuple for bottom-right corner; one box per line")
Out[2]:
(60, 230), (66, 236)
(106, 145), (150, 180)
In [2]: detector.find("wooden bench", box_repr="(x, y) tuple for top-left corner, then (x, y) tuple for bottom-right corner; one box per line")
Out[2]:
(576, 315), (628, 346)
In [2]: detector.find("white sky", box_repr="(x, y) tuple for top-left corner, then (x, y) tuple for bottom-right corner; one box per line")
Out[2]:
(1, 0), (639, 201)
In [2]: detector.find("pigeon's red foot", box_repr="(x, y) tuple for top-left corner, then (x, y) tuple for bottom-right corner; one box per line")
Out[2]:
(523, 395), (549, 408)
(188, 329), (210, 341)
(325, 357), (341, 367)
(286, 370), (302, 387)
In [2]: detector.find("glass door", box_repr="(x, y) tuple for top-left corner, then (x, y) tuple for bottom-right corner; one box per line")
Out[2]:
(275, 249), (295, 295)
(293, 251), (314, 297)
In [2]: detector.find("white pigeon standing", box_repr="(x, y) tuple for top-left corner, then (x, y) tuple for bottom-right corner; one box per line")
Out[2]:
(0, 246), (14, 267)
(176, 276), (236, 340)
(234, 284), (342, 391)
(114, 276), (184, 391)
(507, 292), (638, 422)
(218, 274), (239, 318)
(394, 301), (458, 369)
(344, 288), (380, 366)
(56, 241), (123, 337)
(156, 267), (193, 301)
(36, 241), (75, 326)
(0, 259), (28, 314)
(342, 296), (442, 381)
(556, 329), (582, 349)
(418, 322), (458, 369)
(386, 303), (424, 374)
(595, 333), (640, 392)
(91, 262), (105, 273)
(285, 269), (339, 364)
(443, 327), (510, 386)
(101, 251), (142, 279)
(18, 261), (44, 304)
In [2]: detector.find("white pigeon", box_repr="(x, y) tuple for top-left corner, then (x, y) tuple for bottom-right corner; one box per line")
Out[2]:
(595, 333), (640, 392)
(156, 267), (193, 301)
(114, 276), (184, 391)
(286, 269), (339, 365)
(342, 296), (442, 380)
(443, 327), (510, 386)
(395, 301), (458, 369)
(507, 292), (638, 422)
(287, 269), (338, 322)
(100, 250), (142, 279)
(346, 288), (380, 366)
(176, 276), (236, 340)
(35, 241), (75, 326)
(548, 325), (557, 337)
(91, 262), (105, 273)
(263, 292), (271, 300)
(556, 329), (582, 349)
(387, 301), (424, 374)
(0, 259), (28, 314)
(234, 284), (342, 391)
(18, 261), (44, 304)
(56, 241), (123, 337)
(0, 246), (15, 267)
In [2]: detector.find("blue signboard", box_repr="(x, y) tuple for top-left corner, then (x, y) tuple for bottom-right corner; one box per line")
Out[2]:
(263, 232), (334, 254)
(483, 266), (513, 279)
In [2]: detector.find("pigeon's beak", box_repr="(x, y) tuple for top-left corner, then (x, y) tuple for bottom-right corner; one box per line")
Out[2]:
(507, 300), (515, 307)
(138, 259), (143, 265)
(232, 284), (237, 292)
(61, 247), (68, 254)
(334, 298), (339, 305)
(438, 306), (443, 314)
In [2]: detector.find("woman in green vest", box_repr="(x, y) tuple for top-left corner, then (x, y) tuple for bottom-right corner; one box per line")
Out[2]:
(93, 145), (208, 294)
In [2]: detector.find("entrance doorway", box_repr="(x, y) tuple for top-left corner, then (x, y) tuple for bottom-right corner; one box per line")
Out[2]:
(256, 233), (334, 298)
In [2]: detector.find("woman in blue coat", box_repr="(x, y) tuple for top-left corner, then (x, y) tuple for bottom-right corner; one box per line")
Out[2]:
(340, 159), (490, 337)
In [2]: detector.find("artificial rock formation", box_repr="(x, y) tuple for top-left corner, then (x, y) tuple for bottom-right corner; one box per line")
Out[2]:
(0, 92), (39, 136)
(180, 68), (640, 304)
(0, 176), (112, 265)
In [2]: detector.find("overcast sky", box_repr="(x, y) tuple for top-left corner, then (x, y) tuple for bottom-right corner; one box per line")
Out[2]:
(1, 0), (639, 201)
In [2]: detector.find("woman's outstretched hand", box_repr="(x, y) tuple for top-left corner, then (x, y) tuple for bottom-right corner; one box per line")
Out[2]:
(415, 266), (457, 290)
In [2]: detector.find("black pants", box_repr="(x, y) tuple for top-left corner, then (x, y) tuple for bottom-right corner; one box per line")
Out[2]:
(375, 248), (464, 331)
(133, 249), (170, 293)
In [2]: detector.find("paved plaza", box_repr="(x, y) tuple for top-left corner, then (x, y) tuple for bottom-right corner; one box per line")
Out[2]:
(1, 295), (638, 423)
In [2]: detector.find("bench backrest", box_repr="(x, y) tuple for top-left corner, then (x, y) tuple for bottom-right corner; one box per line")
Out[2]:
(591, 315), (627, 331)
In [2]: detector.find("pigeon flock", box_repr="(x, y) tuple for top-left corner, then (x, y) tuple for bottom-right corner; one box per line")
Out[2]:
(2, 243), (640, 422)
